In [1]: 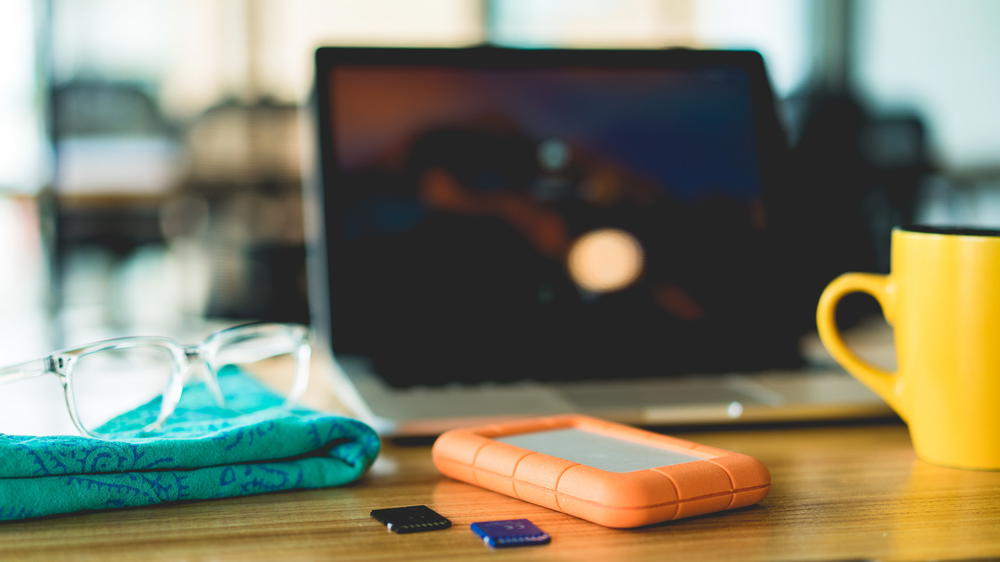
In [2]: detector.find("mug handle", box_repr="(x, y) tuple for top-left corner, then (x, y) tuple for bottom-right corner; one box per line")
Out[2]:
(816, 273), (902, 415)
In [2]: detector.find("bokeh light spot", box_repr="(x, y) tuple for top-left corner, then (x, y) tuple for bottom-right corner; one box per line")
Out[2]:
(566, 228), (644, 293)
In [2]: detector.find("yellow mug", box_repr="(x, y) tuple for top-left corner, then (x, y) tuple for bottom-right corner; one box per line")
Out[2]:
(817, 226), (1000, 470)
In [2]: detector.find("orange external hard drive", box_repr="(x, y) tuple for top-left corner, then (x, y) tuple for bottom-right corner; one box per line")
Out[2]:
(432, 414), (770, 528)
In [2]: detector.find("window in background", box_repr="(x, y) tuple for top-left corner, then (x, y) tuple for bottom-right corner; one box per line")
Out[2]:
(51, 0), (485, 124)
(50, 0), (210, 195)
(691, 0), (808, 97)
(489, 0), (809, 97)
(0, 0), (47, 194)
(47, 0), (486, 196)
(0, 0), (49, 361)
(257, 0), (485, 103)
(855, 0), (1000, 174)
(488, 0), (697, 48)
(37, 0), (490, 343)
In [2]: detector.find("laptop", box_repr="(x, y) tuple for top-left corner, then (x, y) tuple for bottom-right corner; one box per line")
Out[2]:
(306, 46), (891, 435)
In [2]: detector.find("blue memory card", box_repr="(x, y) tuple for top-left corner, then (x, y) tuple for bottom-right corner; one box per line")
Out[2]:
(470, 519), (551, 548)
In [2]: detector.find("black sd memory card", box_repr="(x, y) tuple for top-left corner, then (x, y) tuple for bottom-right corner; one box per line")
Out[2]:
(370, 505), (452, 534)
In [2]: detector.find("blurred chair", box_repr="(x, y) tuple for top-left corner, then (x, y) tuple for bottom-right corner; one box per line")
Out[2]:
(179, 97), (309, 324)
(51, 78), (180, 253)
(49, 79), (183, 337)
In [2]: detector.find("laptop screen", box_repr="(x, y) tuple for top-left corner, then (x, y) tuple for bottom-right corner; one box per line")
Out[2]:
(315, 49), (802, 387)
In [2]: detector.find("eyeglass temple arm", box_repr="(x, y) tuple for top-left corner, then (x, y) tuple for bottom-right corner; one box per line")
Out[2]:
(0, 357), (53, 385)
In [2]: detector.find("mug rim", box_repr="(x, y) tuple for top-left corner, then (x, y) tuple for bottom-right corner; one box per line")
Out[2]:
(896, 225), (1000, 238)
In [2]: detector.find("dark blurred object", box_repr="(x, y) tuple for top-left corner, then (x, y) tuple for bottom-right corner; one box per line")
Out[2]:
(241, 243), (310, 323)
(48, 79), (182, 338)
(777, 0), (935, 332)
(783, 92), (933, 332)
(51, 79), (179, 256)
(178, 97), (309, 324)
(862, 114), (932, 262)
(52, 79), (175, 137)
(56, 198), (164, 255)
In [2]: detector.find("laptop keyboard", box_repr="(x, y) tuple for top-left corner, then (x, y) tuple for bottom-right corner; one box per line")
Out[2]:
(552, 379), (772, 409)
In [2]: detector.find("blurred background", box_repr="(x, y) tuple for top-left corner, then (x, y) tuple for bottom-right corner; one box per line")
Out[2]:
(1, 0), (999, 364)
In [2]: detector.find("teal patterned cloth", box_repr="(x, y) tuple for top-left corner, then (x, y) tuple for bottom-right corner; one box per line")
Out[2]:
(0, 367), (380, 521)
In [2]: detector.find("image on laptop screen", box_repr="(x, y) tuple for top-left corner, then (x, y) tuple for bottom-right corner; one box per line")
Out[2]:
(321, 53), (802, 386)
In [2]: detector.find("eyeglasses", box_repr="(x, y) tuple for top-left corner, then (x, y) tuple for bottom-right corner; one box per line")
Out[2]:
(0, 323), (310, 439)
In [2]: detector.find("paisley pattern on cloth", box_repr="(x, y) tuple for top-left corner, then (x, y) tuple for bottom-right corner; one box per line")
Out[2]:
(0, 367), (380, 521)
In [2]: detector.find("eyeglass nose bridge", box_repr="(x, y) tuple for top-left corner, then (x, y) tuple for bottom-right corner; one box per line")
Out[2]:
(181, 345), (226, 407)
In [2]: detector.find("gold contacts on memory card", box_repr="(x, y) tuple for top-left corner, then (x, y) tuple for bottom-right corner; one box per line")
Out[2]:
(370, 505), (452, 534)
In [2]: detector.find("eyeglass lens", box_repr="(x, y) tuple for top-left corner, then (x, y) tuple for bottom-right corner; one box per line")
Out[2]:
(209, 329), (305, 400)
(71, 344), (175, 435)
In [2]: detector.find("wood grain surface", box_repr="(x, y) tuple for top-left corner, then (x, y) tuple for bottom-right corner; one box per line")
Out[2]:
(2, 420), (999, 561)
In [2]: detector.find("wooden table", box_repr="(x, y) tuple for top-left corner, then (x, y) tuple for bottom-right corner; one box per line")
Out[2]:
(3, 421), (1000, 561)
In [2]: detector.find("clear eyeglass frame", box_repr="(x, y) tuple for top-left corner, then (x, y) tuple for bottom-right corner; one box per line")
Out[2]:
(0, 322), (311, 439)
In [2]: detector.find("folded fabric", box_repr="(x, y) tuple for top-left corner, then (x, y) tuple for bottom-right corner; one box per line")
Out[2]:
(0, 367), (380, 521)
